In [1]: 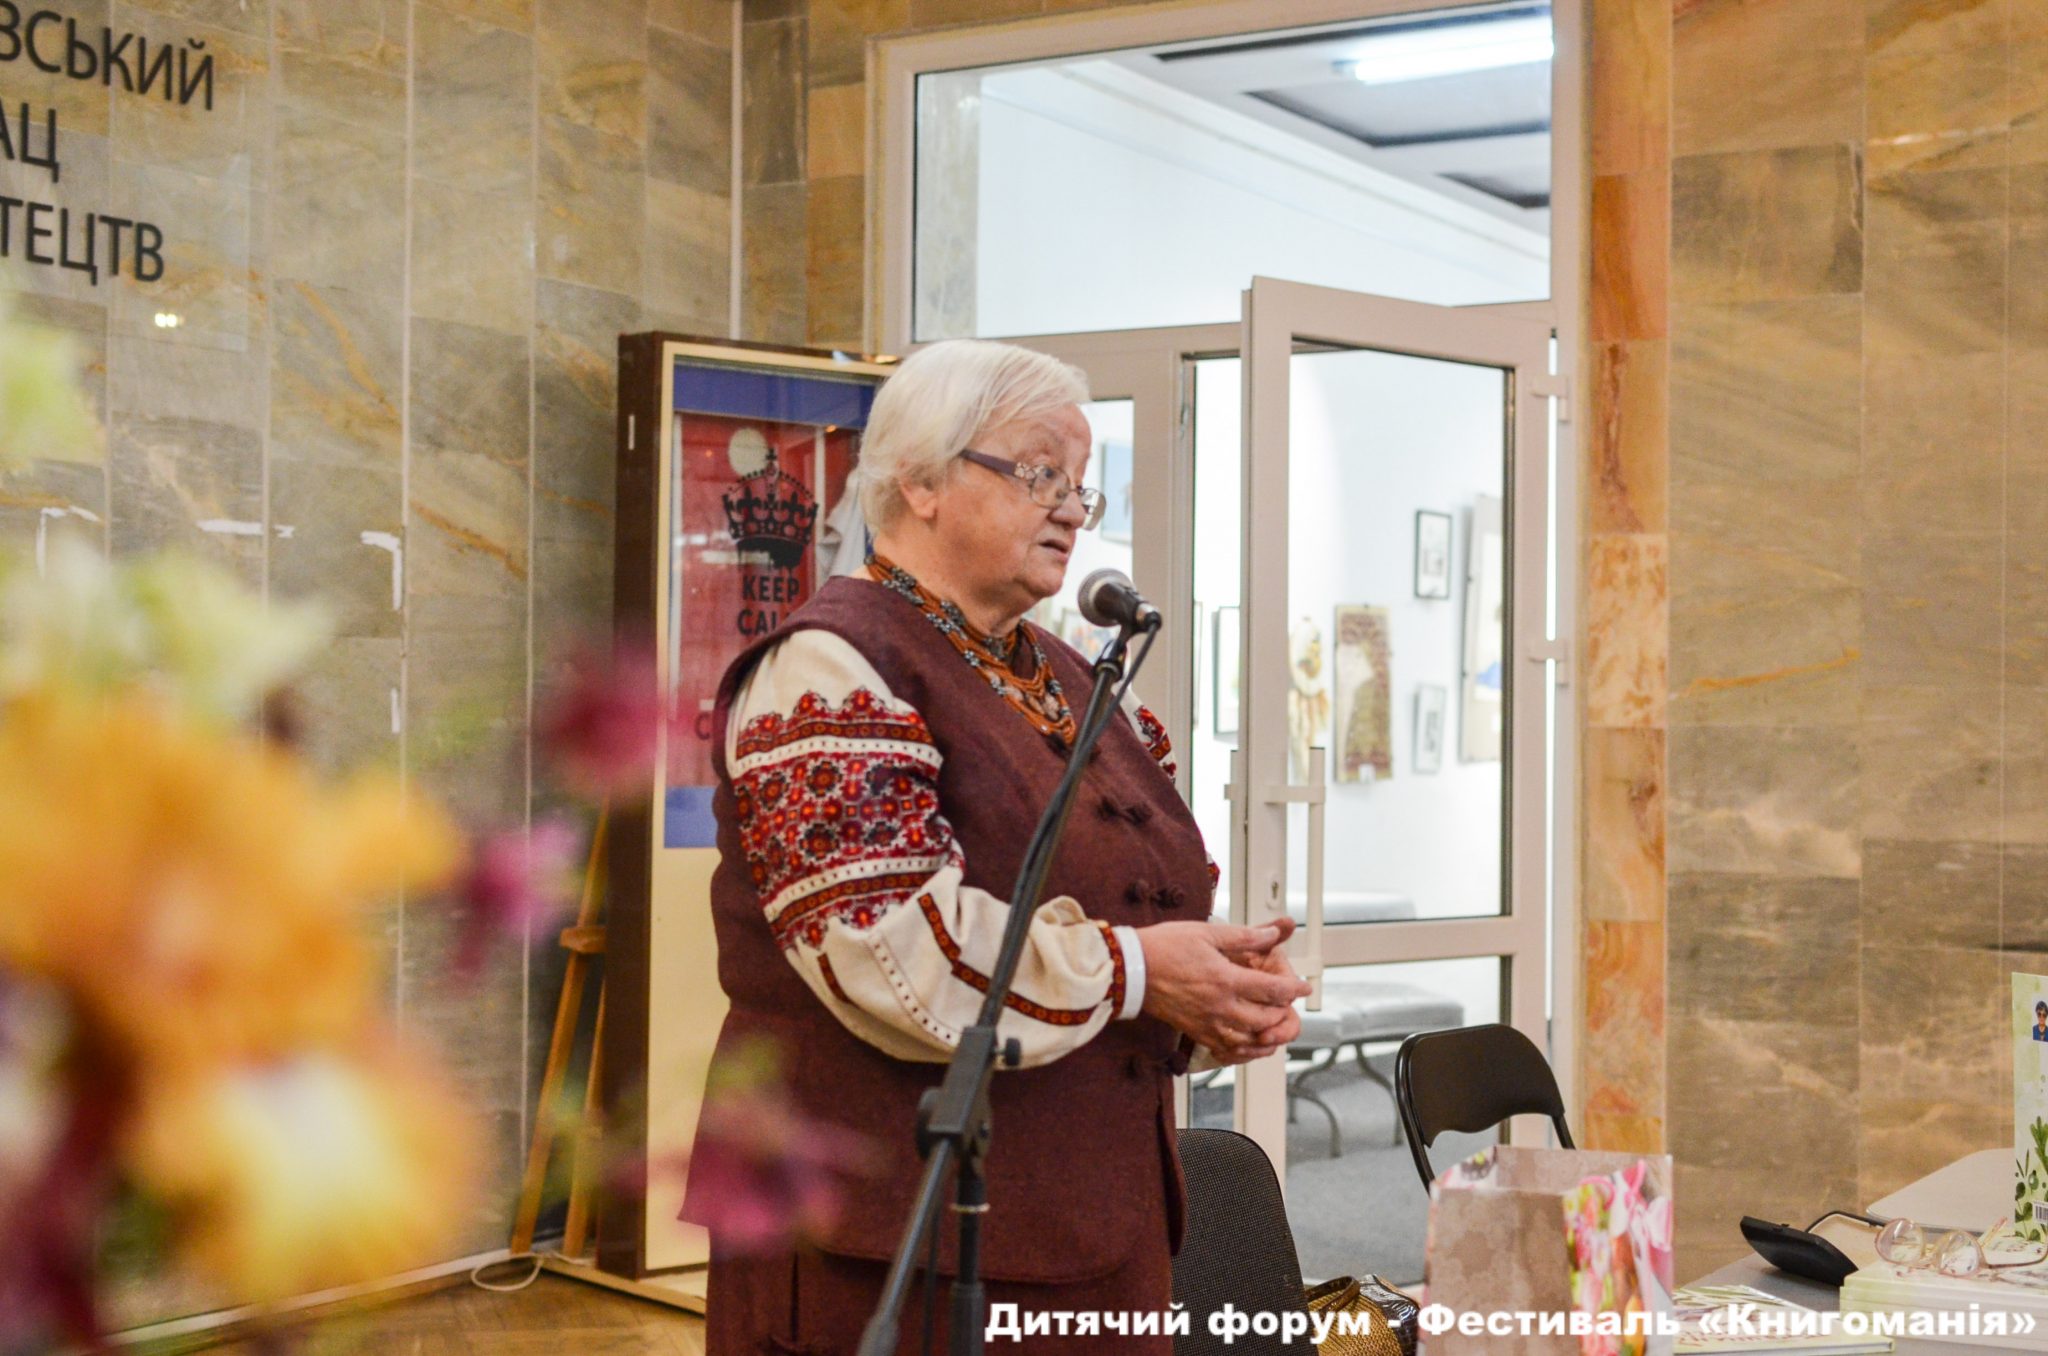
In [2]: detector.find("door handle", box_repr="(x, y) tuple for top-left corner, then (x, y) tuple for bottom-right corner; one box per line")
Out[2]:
(1260, 746), (1326, 1010)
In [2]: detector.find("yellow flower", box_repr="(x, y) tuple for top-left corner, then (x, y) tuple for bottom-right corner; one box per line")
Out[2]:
(124, 1041), (478, 1301)
(0, 693), (461, 1073)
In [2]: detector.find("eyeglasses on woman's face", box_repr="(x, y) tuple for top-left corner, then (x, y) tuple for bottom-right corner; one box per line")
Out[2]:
(957, 448), (1106, 530)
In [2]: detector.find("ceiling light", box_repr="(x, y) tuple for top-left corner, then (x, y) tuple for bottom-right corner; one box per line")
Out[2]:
(1335, 14), (1553, 85)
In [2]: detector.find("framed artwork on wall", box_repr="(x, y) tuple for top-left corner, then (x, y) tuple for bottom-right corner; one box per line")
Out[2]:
(1415, 509), (1453, 600)
(1332, 605), (1393, 783)
(1414, 683), (1447, 774)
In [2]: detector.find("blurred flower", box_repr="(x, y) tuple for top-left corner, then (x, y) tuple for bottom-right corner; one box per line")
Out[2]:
(123, 1041), (476, 1301)
(0, 692), (462, 1073)
(0, 295), (99, 468)
(452, 819), (582, 979)
(675, 1043), (869, 1256)
(0, 972), (89, 1352)
(0, 542), (327, 727)
(537, 640), (662, 797)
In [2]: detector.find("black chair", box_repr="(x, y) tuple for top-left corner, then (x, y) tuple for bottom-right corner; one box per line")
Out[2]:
(1394, 1023), (1574, 1188)
(1172, 1128), (1314, 1355)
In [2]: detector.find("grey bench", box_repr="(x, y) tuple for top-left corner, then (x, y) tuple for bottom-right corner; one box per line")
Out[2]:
(1285, 980), (1465, 1158)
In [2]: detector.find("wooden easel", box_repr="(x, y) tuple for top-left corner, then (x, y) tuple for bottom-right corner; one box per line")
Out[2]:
(510, 807), (609, 1261)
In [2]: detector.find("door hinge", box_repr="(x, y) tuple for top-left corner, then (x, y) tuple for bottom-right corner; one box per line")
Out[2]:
(1529, 375), (1570, 424)
(1526, 638), (1572, 686)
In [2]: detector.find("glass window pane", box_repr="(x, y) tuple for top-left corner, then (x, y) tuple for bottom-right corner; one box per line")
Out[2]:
(913, 4), (1554, 339)
(1190, 357), (1242, 919)
(1026, 398), (1135, 653)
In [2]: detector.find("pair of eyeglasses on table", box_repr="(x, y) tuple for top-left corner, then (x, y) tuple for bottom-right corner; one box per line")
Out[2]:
(1744, 1209), (2048, 1287)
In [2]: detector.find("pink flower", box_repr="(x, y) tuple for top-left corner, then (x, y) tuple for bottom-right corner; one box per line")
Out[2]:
(672, 1050), (870, 1257)
(452, 819), (581, 978)
(537, 640), (662, 798)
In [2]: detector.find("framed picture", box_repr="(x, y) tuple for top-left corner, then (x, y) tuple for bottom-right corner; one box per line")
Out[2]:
(1099, 438), (1134, 544)
(1212, 604), (1240, 737)
(1461, 495), (1505, 763)
(1414, 684), (1447, 775)
(1332, 606), (1393, 783)
(1415, 509), (1453, 600)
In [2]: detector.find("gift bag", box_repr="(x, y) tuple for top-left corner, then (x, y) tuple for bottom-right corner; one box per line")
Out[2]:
(1421, 1146), (1674, 1356)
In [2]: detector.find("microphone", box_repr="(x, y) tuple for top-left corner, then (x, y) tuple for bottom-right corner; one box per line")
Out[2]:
(1077, 568), (1162, 633)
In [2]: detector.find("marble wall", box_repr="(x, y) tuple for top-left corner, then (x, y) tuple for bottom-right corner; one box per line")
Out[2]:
(1612, 0), (2048, 1277)
(0, 0), (735, 1268)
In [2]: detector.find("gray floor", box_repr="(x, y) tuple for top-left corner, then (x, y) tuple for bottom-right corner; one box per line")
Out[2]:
(1191, 1052), (1496, 1288)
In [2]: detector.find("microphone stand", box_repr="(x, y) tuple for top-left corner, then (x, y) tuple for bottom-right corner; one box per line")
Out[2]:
(857, 615), (1163, 1356)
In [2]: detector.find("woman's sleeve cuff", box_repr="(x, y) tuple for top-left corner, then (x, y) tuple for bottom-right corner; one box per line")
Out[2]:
(1112, 924), (1146, 1020)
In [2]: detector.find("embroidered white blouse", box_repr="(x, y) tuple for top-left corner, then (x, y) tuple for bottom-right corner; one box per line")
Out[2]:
(725, 627), (1181, 1068)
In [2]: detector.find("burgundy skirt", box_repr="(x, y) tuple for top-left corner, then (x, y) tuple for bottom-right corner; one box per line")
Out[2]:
(705, 1236), (1174, 1356)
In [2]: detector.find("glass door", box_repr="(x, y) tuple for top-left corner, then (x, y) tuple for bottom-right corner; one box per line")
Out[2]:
(1232, 277), (1557, 1284)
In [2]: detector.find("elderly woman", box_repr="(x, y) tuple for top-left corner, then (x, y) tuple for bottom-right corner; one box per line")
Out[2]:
(687, 339), (1308, 1355)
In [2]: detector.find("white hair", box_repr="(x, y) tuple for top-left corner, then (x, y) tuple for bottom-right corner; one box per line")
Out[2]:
(854, 339), (1090, 530)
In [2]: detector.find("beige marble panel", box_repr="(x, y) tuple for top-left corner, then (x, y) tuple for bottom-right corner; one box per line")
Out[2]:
(0, 458), (109, 560)
(11, 293), (110, 448)
(1862, 838), (1999, 950)
(1585, 727), (1666, 923)
(534, 278), (635, 547)
(1860, 943), (2002, 1107)
(2008, 845), (2048, 950)
(1590, 169), (1669, 341)
(409, 448), (530, 601)
(645, 178), (730, 333)
(268, 458), (403, 638)
(411, 181), (535, 337)
(413, 3), (535, 195)
(1862, 532), (2001, 690)
(2013, 36), (2048, 166)
(272, 104), (405, 299)
(2009, 686), (2048, 846)
(808, 80), (865, 182)
(124, 0), (268, 37)
(1668, 725), (1860, 877)
(2013, 174), (2048, 348)
(1672, 146), (1863, 304)
(538, 116), (646, 296)
(805, 171), (863, 348)
(650, 25), (733, 192)
(1865, 167), (2007, 359)
(654, 0), (736, 45)
(1582, 919), (1666, 1143)
(8, 0), (112, 136)
(807, 0), (907, 90)
(1671, 296), (1862, 482)
(742, 179), (806, 344)
(1861, 1099), (2007, 1207)
(438, 0), (534, 30)
(274, 0), (408, 74)
(1668, 874), (1860, 1023)
(1867, 37), (2011, 178)
(742, 15), (803, 186)
(1676, 1161), (1859, 1279)
(537, 0), (647, 144)
(1673, 0), (1862, 156)
(1584, 533), (1667, 728)
(410, 317), (531, 467)
(1859, 684), (2001, 842)
(0, 126), (111, 311)
(742, 0), (800, 18)
(106, 411), (263, 576)
(1587, 340), (1667, 536)
(270, 279), (402, 468)
(403, 592), (529, 821)
(109, 5), (272, 186)
(910, 0), (1037, 24)
(1668, 479), (1859, 728)
(2009, 349), (2048, 686)
(1865, 0), (2007, 58)
(278, 46), (406, 134)
(1862, 351), (2004, 531)
(1669, 1013), (1858, 1172)
(1589, 0), (1667, 178)
(288, 635), (402, 780)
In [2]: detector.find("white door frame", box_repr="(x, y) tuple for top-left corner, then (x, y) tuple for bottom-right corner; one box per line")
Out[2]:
(865, 0), (1585, 1115)
(1235, 276), (1557, 1163)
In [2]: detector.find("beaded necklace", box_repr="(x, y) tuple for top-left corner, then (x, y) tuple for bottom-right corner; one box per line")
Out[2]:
(869, 554), (1076, 747)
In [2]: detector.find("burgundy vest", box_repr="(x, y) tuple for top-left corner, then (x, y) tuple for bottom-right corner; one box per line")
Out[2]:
(687, 576), (1213, 1283)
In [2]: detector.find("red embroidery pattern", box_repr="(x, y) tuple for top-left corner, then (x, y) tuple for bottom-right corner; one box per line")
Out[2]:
(1134, 704), (1177, 781)
(1096, 920), (1127, 1018)
(915, 892), (1103, 1027)
(817, 954), (851, 1004)
(732, 689), (961, 951)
